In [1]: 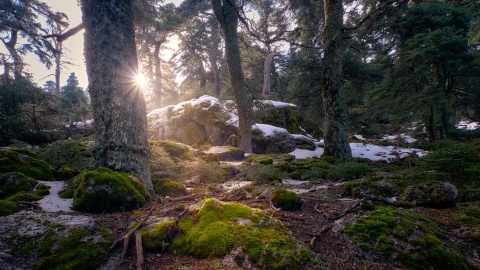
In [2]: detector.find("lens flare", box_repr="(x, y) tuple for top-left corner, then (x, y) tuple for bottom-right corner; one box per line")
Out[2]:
(136, 74), (149, 89)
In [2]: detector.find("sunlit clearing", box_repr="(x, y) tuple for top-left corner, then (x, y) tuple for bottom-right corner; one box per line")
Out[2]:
(136, 74), (149, 89)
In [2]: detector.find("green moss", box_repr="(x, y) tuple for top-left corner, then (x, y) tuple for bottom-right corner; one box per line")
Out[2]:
(72, 167), (147, 213)
(0, 199), (20, 216)
(270, 189), (303, 211)
(153, 178), (187, 197)
(226, 147), (245, 159)
(39, 140), (92, 176)
(150, 140), (195, 161)
(6, 191), (42, 202)
(259, 158), (274, 165)
(345, 207), (470, 270)
(0, 172), (38, 199)
(320, 156), (337, 164)
(0, 148), (54, 180)
(141, 219), (177, 251)
(172, 198), (303, 269)
(33, 227), (114, 270)
(35, 183), (51, 196)
(201, 153), (220, 163)
(326, 162), (374, 181)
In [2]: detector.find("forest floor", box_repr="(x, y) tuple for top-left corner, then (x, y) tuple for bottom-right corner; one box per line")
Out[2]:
(95, 180), (425, 270)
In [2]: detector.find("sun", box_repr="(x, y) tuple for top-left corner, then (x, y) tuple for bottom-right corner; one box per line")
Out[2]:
(136, 74), (149, 89)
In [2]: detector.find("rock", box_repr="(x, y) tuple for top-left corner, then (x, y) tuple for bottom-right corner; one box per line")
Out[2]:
(0, 172), (37, 199)
(270, 189), (303, 211)
(204, 146), (245, 161)
(152, 178), (187, 197)
(0, 211), (113, 270)
(252, 124), (315, 154)
(398, 181), (458, 208)
(0, 148), (54, 180)
(253, 100), (304, 134)
(172, 198), (305, 269)
(147, 95), (238, 146)
(141, 217), (177, 251)
(72, 167), (149, 213)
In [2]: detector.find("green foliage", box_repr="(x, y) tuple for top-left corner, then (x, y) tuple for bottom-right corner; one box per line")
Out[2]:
(172, 198), (304, 269)
(153, 178), (187, 197)
(270, 189), (303, 211)
(345, 207), (470, 270)
(181, 159), (227, 183)
(0, 199), (20, 216)
(235, 164), (286, 185)
(150, 140), (195, 161)
(6, 191), (42, 202)
(149, 141), (181, 180)
(0, 148), (54, 180)
(39, 139), (92, 175)
(326, 162), (374, 181)
(72, 168), (148, 213)
(60, 73), (91, 123)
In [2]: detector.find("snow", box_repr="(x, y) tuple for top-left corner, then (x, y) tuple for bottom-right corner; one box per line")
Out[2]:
(254, 100), (297, 110)
(253, 123), (290, 137)
(37, 181), (74, 212)
(455, 120), (479, 130)
(289, 143), (426, 162)
(222, 181), (253, 192)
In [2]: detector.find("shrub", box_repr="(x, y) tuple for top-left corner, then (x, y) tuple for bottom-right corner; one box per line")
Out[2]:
(0, 199), (20, 216)
(235, 164), (286, 185)
(0, 148), (54, 180)
(149, 142), (180, 180)
(153, 178), (187, 197)
(39, 139), (92, 174)
(326, 162), (374, 181)
(181, 159), (227, 183)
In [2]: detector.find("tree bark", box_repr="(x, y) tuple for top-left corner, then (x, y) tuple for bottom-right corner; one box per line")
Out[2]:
(81, 0), (152, 192)
(321, 0), (353, 161)
(209, 18), (222, 97)
(2, 30), (23, 80)
(211, 0), (253, 153)
(153, 40), (163, 108)
(262, 52), (276, 97)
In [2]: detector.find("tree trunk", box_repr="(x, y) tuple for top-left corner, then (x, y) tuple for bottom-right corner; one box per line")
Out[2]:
(262, 52), (276, 97)
(3, 30), (23, 80)
(320, 0), (353, 161)
(153, 40), (163, 108)
(55, 42), (62, 96)
(81, 0), (152, 192)
(211, 0), (253, 153)
(209, 18), (222, 97)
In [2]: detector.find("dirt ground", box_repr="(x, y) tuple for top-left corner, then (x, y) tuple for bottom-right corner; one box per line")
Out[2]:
(95, 182), (413, 270)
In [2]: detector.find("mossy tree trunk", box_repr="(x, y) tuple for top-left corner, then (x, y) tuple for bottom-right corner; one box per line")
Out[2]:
(320, 0), (353, 162)
(81, 0), (152, 192)
(211, 0), (253, 153)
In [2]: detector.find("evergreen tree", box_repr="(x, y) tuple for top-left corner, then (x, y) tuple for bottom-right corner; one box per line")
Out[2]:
(60, 73), (89, 123)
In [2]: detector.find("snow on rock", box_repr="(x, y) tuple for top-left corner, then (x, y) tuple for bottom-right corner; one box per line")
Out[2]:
(252, 123), (316, 154)
(289, 142), (426, 162)
(253, 124), (291, 138)
(254, 100), (297, 110)
(455, 120), (479, 130)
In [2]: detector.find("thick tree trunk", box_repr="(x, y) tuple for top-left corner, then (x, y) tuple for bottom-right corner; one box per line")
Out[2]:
(262, 52), (276, 97)
(3, 30), (23, 80)
(321, 0), (353, 161)
(212, 0), (253, 153)
(81, 0), (152, 192)
(55, 43), (62, 96)
(153, 40), (163, 108)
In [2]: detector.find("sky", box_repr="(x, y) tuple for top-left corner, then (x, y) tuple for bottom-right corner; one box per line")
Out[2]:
(3, 0), (183, 90)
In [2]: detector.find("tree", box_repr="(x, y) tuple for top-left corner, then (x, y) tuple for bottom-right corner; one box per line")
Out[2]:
(60, 73), (89, 123)
(0, 0), (67, 79)
(211, 0), (253, 152)
(320, 0), (353, 161)
(81, 0), (152, 192)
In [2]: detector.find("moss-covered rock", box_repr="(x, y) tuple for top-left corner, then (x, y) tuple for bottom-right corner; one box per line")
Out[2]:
(398, 181), (458, 208)
(270, 189), (303, 211)
(0, 199), (20, 216)
(72, 167), (148, 213)
(172, 198), (307, 269)
(141, 217), (177, 251)
(149, 140), (195, 161)
(345, 206), (470, 270)
(153, 178), (187, 197)
(204, 146), (245, 161)
(342, 174), (401, 198)
(0, 211), (114, 269)
(6, 191), (42, 202)
(0, 172), (38, 199)
(0, 148), (54, 180)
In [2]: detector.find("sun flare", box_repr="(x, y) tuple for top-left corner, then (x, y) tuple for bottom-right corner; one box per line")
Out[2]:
(136, 74), (149, 89)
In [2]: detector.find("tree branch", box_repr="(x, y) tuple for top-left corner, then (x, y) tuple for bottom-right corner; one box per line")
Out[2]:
(342, 0), (401, 31)
(42, 23), (84, 43)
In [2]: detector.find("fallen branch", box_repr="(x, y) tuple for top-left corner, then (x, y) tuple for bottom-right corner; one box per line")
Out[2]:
(135, 230), (144, 270)
(109, 206), (155, 262)
(309, 224), (334, 248)
(167, 194), (197, 202)
(329, 201), (361, 221)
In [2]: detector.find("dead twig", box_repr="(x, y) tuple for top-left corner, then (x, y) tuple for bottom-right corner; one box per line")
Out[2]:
(135, 230), (144, 270)
(109, 206), (155, 262)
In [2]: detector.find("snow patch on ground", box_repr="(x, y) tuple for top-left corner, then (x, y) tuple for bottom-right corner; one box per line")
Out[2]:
(37, 181), (73, 212)
(222, 181), (253, 192)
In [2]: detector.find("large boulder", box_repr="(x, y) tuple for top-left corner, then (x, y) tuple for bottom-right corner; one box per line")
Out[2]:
(253, 100), (304, 134)
(0, 148), (54, 180)
(252, 124), (315, 154)
(398, 181), (458, 208)
(147, 95), (237, 146)
(0, 172), (37, 199)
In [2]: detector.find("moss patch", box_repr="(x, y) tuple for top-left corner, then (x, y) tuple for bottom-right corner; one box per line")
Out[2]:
(270, 189), (303, 211)
(6, 191), (42, 202)
(33, 227), (114, 270)
(153, 178), (187, 197)
(0, 199), (20, 216)
(72, 167), (148, 213)
(0, 148), (54, 180)
(172, 198), (305, 269)
(141, 218), (177, 251)
(345, 206), (470, 270)
(150, 140), (195, 161)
